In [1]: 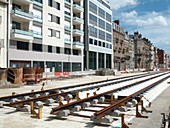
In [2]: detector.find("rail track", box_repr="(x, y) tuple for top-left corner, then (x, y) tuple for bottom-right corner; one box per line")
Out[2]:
(0, 72), (157, 105)
(0, 71), (170, 127)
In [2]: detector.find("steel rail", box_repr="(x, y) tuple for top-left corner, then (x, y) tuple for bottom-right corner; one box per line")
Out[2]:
(94, 75), (170, 119)
(0, 72), (151, 101)
(51, 72), (170, 114)
(9, 72), (159, 106)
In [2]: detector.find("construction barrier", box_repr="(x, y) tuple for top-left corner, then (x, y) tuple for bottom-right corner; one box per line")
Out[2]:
(54, 72), (70, 77)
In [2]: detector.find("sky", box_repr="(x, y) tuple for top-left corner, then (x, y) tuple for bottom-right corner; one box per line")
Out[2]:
(109, 0), (170, 54)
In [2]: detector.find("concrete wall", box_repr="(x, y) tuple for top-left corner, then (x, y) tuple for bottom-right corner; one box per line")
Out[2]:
(0, 2), (7, 67)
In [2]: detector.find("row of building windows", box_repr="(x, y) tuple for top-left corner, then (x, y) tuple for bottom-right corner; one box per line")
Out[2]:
(89, 27), (112, 42)
(89, 1), (111, 22)
(10, 61), (81, 72)
(16, 42), (81, 56)
(89, 38), (112, 49)
(89, 13), (112, 33)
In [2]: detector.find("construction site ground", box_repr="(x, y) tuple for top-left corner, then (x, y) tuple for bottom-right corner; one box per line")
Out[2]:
(0, 71), (169, 128)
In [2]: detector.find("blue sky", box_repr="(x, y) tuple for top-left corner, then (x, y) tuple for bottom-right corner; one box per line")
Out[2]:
(109, 0), (170, 54)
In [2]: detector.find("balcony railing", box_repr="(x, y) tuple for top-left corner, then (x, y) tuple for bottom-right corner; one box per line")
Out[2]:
(65, 0), (71, 6)
(33, 31), (42, 38)
(12, 28), (33, 36)
(33, 0), (42, 6)
(12, 8), (33, 19)
(73, 41), (83, 46)
(73, 4), (84, 12)
(64, 39), (71, 45)
(73, 29), (84, 35)
(64, 13), (71, 19)
(33, 15), (42, 22)
(64, 26), (71, 32)
(73, 17), (84, 24)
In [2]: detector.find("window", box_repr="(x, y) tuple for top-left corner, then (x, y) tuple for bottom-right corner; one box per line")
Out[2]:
(99, 18), (105, 30)
(56, 31), (60, 38)
(33, 9), (42, 19)
(48, 29), (52, 37)
(56, 16), (60, 24)
(32, 43), (42, 52)
(89, 38), (93, 44)
(89, 1), (97, 14)
(48, 45), (52, 53)
(99, 30), (105, 40)
(89, 13), (97, 26)
(103, 42), (105, 47)
(56, 47), (60, 53)
(73, 49), (79, 55)
(64, 48), (71, 54)
(98, 7), (105, 18)
(48, 13), (52, 22)
(94, 40), (97, 45)
(106, 13), (111, 22)
(99, 41), (101, 46)
(106, 23), (112, 32)
(17, 41), (29, 50)
(56, 2), (60, 10)
(48, 0), (52, 7)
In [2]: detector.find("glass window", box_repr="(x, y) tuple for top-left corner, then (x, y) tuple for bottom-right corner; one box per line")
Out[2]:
(106, 23), (112, 32)
(33, 43), (42, 52)
(56, 16), (60, 24)
(98, 7), (105, 19)
(89, 38), (93, 44)
(56, 47), (60, 53)
(99, 41), (101, 46)
(56, 31), (60, 38)
(89, 1), (97, 14)
(98, 18), (105, 30)
(103, 42), (105, 47)
(48, 29), (52, 37)
(106, 13), (111, 22)
(94, 40), (97, 45)
(48, 0), (52, 7)
(56, 2), (60, 10)
(89, 13), (97, 26)
(48, 13), (52, 22)
(17, 41), (29, 51)
(48, 45), (52, 53)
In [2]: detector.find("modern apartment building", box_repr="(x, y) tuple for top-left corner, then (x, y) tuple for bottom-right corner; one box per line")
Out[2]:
(0, 0), (8, 68)
(84, 0), (113, 70)
(8, 0), (83, 72)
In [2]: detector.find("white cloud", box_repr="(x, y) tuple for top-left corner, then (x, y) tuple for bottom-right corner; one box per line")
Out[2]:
(109, 0), (137, 10)
(121, 10), (138, 18)
(123, 11), (168, 27)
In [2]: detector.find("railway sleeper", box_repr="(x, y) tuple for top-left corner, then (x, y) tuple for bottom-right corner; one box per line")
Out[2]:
(91, 115), (114, 123)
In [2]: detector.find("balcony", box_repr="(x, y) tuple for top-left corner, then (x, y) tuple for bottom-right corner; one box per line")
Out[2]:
(73, 17), (84, 24)
(64, 39), (71, 45)
(73, 41), (83, 46)
(65, 0), (71, 6)
(11, 8), (33, 21)
(11, 28), (33, 41)
(0, 39), (4, 48)
(64, 26), (71, 32)
(33, 0), (43, 6)
(64, 13), (71, 19)
(33, 31), (42, 39)
(13, 0), (33, 5)
(73, 29), (84, 36)
(33, 15), (42, 22)
(73, 4), (84, 12)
